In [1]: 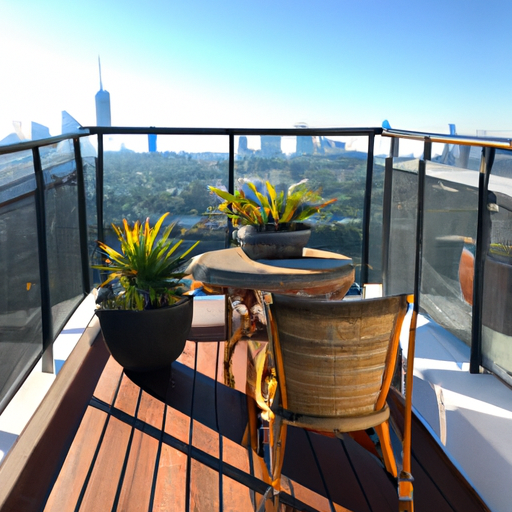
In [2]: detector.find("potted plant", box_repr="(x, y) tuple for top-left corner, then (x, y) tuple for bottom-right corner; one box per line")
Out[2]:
(208, 179), (336, 259)
(93, 212), (199, 372)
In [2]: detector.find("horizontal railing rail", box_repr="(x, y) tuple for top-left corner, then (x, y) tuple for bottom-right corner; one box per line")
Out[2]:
(0, 129), (90, 156)
(83, 125), (383, 137)
(383, 127), (512, 149)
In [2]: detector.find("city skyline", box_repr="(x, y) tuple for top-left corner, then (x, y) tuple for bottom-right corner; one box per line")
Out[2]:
(1, 0), (512, 143)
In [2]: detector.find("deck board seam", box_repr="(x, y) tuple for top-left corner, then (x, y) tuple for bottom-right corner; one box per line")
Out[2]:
(71, 369), (125, 512)
(88, 392), (321, 511)
(337, 436), (374, 512)
(148, 402), (167, 512)
(110, 387), (143, 512)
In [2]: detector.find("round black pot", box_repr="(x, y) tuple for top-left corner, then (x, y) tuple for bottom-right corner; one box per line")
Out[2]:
(235, 223), (311, 260)
(95, 295), (193, 372)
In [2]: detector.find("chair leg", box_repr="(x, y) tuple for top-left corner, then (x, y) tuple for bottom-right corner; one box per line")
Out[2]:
(373, 421), (398, 478)
(398, 473), (414, 512)
(269, 415), (287, 493)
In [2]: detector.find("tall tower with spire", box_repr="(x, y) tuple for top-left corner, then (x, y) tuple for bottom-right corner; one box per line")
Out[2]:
(95, 57), (111, 126)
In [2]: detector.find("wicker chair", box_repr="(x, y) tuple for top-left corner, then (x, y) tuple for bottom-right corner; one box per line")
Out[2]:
(258, 292), (415, 511)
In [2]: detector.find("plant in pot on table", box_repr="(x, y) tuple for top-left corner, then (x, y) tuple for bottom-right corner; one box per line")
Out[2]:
(93, 212), (199, 372)
(208, 179), (337, 259)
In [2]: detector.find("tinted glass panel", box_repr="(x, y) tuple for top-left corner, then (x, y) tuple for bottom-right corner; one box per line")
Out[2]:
(81, 136), (99, 288)
(0, 151), (42, 411)
(41, 142), (84, 337)
(482, 148), (512, 375)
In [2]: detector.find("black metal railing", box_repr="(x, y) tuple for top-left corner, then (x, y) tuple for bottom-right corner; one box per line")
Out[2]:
(1, 124), (512, 415)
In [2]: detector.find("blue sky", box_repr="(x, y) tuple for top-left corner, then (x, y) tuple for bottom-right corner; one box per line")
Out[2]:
(1, 0), (512, 140)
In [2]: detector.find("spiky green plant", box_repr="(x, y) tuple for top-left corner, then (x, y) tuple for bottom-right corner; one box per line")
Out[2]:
(208, 179), (336, 231)
(93, 212), (199, 310)
(490, 241), (512, 261)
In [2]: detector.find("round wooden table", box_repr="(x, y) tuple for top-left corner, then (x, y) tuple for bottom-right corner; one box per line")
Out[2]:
(186, 246), (355, 298)
(186, 246), (355, 388)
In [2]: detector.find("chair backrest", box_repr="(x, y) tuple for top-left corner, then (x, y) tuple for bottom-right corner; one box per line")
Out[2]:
(270, 294), (409, 419)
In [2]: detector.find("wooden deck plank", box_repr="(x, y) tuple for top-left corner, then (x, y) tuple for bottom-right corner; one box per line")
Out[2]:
(92, 353), (124, 405)
(138, 390), (166, 430)
(223, 434), (251, 474)
(282, 426), (382, 512)
(165, 405), (190, 444)
(78, 415), (132, 512)
(114, 373), (142, 417)
(388, 388), (491, 512)
(310, 430), (397, 512)
(192, 419), (220, 459)
(43, 407), (108, 512)
(1, 325), (494, 512)
(0, 327), (109, 512)
(116, 429), (159, 512)
(190, 459), (220, 511)
(223, 474), (261, 512)
(152, 443), (187, 511)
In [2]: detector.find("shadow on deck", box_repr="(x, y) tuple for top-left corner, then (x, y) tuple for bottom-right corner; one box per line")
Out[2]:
(0, 322), (491, 512)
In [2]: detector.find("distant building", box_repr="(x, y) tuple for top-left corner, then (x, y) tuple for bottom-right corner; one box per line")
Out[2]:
(260, 136), (282, 157)
(148, 134), (157, 152)
(320, 136), (346, 153)
(238, 136), (249, 155)
(295, 122), (314, 155)
(31, 122), (51, 140)
(95, 57), (111, 126)
(296, 135), (314, 155)
(0, 121), (26, 146)
(62, 111), (81, 133)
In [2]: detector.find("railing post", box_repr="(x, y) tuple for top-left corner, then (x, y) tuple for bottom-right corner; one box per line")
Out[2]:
(414, 139), (431, 307)
(381, 156), (393, 295)
(470, 147), (495, 373)
(33, 147), (54, 374)
(96, 134), (105, 245)
(73, 138), (91, 293)
(226, 133), (235, 248)
(360, 133), (375, 287)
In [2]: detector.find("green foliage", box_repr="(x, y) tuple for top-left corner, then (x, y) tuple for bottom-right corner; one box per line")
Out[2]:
(208, 179), (337, 230)
(93, 213), (199, 310)
(490, 241), (512, 261)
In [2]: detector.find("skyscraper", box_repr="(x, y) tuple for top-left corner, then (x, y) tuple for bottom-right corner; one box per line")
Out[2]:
(95, 57), (111, 126)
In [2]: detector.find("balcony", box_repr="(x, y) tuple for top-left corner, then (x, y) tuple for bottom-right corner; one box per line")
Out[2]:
(0, 125), (511, 511)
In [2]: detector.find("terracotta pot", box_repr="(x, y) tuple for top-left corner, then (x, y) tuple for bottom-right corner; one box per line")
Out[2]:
(234, 223), (311, 260)
(95, 295), (193, 372)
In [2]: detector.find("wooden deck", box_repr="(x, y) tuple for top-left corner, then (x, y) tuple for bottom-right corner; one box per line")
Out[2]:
(0, 321), (492, 512)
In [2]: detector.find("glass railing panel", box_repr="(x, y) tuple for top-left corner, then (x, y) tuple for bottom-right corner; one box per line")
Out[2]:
(41, 141), (84, 337)
(0, 150), (43, 411)
(368, 136), (390, 284)
(100, 134), (229, 274)
(385, 139), (424, 296)
(421, 152), (480, 345)
(231, 135), (370, 278)
(482, 148), (512, 375)
(386, 159), (418, 296)
(81, 136), (99, 288)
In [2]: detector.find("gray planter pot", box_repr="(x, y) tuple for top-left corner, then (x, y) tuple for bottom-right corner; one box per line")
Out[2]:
(95, 295), (193, 372)
(235, 223), (311, 260)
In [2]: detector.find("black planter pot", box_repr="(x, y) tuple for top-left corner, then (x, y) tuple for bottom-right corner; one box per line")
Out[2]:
(95, 295), (193, 372)
(235, 223), (311, 260)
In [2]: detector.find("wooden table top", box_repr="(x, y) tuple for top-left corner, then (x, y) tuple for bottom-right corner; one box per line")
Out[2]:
(186, 247), (355, 297)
